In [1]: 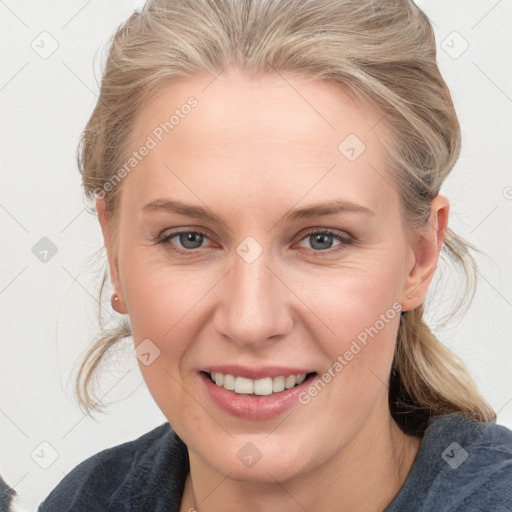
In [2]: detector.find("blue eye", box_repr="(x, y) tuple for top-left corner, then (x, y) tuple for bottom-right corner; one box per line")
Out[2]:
(295, 228), (353, 256)
(155, 230), (211, 255)
(300, 231), (342, 251)
(173, 231), (205, 250)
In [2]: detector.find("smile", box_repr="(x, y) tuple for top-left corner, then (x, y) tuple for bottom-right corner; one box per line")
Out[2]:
(206, 371), (316, 396)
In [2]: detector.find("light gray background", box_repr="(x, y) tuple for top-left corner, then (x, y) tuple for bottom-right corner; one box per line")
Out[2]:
(1, 1), (511, 511)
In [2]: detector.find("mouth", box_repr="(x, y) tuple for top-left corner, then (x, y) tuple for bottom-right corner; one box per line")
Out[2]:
(200, 367), (319, 419)
(202, 370), (317, 397)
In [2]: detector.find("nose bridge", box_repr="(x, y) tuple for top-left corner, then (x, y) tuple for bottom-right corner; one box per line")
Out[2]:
(214, 238), (291, 347)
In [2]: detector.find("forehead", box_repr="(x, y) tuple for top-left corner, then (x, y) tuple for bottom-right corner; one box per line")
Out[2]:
(131, 69), (384, 150)
(122, 70), (396, 217)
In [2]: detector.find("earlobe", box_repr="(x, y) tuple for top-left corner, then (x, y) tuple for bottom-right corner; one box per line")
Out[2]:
(401, 195), (450, 311)
(95, 198), (128, 315)
(111, 292), (125, 314)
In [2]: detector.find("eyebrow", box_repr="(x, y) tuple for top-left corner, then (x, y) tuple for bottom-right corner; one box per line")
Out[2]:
(142, 198), (375, 224)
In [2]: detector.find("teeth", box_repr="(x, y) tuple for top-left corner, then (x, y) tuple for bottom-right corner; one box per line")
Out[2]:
(223, 374), (235, 390)
(235, 376), (253, 394)
(296, 374), (306, 385)
(253, 378), (273, 396)
(272, 376), (285, 393)
(208, 372), (309, 395)
(285, 375), (297, 389)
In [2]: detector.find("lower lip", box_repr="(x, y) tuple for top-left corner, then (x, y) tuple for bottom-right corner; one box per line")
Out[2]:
(201, 372), (315, 420)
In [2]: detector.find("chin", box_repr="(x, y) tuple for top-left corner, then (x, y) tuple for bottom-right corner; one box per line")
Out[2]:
(195, 436), (314, 484)
(217, 457), (304, 484)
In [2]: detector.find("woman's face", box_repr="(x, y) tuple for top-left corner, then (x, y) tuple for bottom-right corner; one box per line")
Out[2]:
(99, 69), (432, 482)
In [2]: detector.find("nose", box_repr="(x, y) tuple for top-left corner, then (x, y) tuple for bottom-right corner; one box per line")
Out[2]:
(213, 242), (293, 350)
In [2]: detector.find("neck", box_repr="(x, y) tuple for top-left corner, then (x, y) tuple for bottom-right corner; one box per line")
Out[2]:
(180, 399), (422, 512)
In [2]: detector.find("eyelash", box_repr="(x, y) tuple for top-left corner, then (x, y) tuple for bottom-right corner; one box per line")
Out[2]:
(152, 227), (353, 257)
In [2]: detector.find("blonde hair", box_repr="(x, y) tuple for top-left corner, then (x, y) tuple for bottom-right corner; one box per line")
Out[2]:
(76, 0), (496, 432)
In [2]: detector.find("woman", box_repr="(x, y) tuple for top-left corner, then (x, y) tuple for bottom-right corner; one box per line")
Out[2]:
(38, 0), (512, 510)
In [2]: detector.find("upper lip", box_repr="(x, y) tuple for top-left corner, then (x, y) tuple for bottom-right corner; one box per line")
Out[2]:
(201, 365), (315, 380)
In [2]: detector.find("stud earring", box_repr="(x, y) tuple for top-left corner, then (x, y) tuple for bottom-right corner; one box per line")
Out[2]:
(111, 293), (121, 312)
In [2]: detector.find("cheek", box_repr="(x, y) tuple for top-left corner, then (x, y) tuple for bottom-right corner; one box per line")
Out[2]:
(300, 252), (405, 392)
(117, 250), (205, 410)
(119, 246), (199, 337)
(121, 252), (210, 428)
(291, 262), (404, 437)
(304, 251), (404, 338)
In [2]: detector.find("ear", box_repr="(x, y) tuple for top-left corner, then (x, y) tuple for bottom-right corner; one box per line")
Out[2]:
(401, 194), (449, 311)
(96, 198), (127, 314)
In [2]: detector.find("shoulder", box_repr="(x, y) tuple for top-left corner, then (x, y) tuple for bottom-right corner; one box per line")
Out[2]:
(1, 474), (16, 511)
(388, 413), (512, 512)
(38, 422), (189, 512)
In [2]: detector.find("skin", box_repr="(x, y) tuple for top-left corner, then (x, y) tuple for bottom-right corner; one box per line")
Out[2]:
(97, 68), (449, 511)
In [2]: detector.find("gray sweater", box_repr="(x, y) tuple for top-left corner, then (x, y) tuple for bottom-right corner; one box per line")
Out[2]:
(37, 413), (512, 511)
